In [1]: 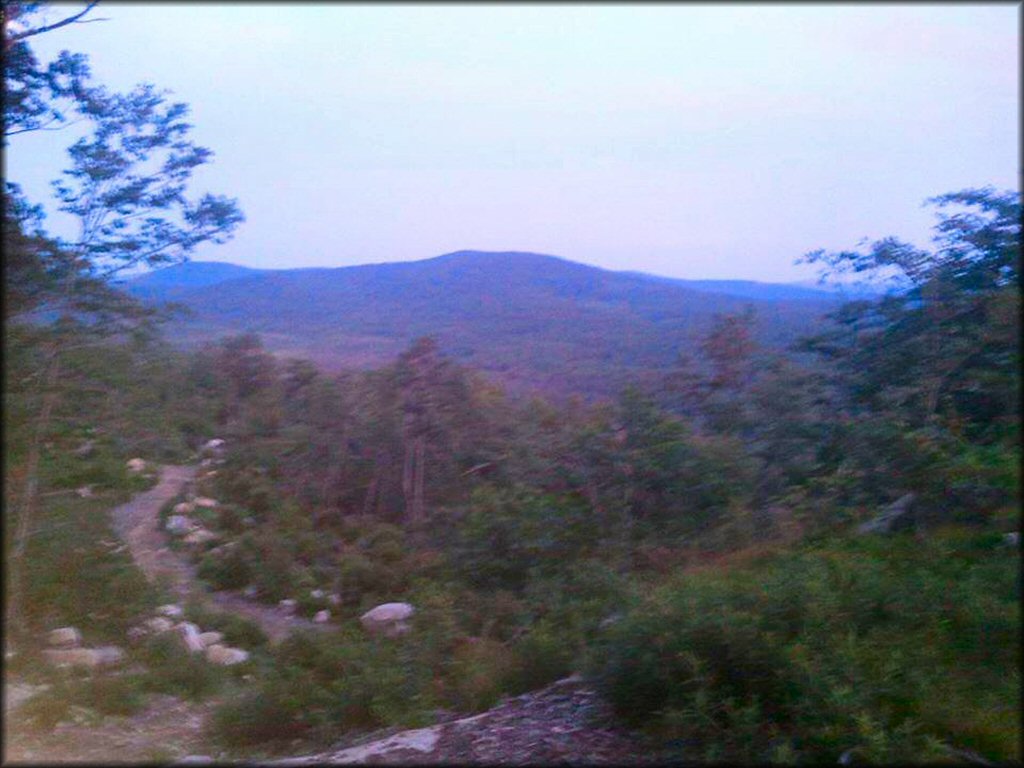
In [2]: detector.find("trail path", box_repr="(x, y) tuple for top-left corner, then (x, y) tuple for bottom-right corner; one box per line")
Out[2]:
(110, 464), (321, 643)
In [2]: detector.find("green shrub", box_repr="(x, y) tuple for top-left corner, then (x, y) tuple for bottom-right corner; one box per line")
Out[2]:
(446, 638), (518, 712)
(592, 530), (1020, 763)
(138, 632), (224, 700)
(197, 546), (253, 591)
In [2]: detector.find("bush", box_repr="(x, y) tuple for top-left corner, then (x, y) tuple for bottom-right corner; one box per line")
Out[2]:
(138, 632), (224, 700)
(197, 546), (253, 591)
(446, 638), (518, 712)
(209, 629), (435, 747)
(591, 531), (1020, 763)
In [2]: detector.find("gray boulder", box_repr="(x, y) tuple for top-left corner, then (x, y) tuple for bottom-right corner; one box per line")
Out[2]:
(46, 627), (82, 648)
(361, 602), (414, 637)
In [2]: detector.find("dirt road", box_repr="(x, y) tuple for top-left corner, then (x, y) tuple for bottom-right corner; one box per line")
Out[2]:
(110, 464), (321, 643)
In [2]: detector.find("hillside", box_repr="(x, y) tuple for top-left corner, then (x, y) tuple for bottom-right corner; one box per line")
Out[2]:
(127, 251), (840, 397)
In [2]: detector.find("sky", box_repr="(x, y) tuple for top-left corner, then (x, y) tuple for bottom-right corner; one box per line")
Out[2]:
(5, 3), (1019, 282)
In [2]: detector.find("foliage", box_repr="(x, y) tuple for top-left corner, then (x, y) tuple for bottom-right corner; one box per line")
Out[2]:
(592, 530), (1020, 762)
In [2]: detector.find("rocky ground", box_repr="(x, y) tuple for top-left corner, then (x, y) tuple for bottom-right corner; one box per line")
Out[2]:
(276, 674), (669, 765)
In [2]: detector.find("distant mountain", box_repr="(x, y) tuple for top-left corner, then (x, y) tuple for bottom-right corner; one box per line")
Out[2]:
(124, 261), (265, 300)
(126, 251), (845, 398)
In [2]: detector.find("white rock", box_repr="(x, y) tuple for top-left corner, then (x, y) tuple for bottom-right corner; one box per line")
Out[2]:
(157, 604), (184, 619)
(1003, 532), (1019, 547)
(360, 603), (415, 637)
(193, 497), (218, 509)
(175, 622), (205, 654)
(42, 648), (100, 668)
(183, 528), (218, 546)
(144, 616), (174, 633)
(198, 631), (224, 648)
(126, 626), (148, 644)
(126, 458), (146, 473)
(279, 599), (297, 613)
(93, 646), (125, 667)
(243, 585), (258, 599)
(328, 593), (341, 606)
(205, 644), (249, 665)
(203, 438), (225, 451)
(46, 627), (82, 648)
(76, 485), (93, 498)
(173, 501), (195, 515)
(313, 610), (331, 623)
(166, 515), (194, 535)
(310, 589), (324, 599)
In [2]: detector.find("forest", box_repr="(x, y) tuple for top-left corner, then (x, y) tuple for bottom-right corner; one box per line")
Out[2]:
(3, 3), (1020, 764)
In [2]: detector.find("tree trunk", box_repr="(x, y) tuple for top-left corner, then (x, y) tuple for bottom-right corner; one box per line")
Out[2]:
(8, 346), (62, 632)
(412, 435), (426, 524)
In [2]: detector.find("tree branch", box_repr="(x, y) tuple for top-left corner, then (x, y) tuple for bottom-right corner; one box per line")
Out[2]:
(8, 2), (102, 43)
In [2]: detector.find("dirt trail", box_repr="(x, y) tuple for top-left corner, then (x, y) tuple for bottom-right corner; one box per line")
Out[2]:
(110, 464), (321, 643)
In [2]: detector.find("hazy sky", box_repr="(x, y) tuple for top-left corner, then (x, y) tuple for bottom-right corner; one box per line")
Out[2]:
(6, 3), (1019, 281)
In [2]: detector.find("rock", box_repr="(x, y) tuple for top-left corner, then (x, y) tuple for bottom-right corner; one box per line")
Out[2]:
(46, 627), (82, 648)
(310, 589), (324, 599)
(42, 648), (100, 668)
(183, 528), (218, 546)
(175, 622), (205, 654)
(279, 599), (297, 614)
(361, 602), (415, 637)
(242, 516), (256, 526)
(313, 610), (331, 623)
(328, 593), (341, 606)
(1003, 532), (1019, 547)
(126, 458), (146, 473)
(76, 485), (94, 498)
(199, 457), (215, 468)
(93, 646), (125, 667)
(73, 439), (96, 458)
(857, 493), (918, 535)
(598, 613), (623, 631)
(193, 497), (218, 509)
(157, 604), (184, 619)
(166, 515), (194, 535)
(144, 616), (174, 634)
(243, 585), (258, 599)
(201, 438), (225, 454)
(176, 756), (214, 765)
(173, 501), (195, 515)
(198, 631), (224, 648)
(205, 644), (249, 665)
(126, 626), (148, 645)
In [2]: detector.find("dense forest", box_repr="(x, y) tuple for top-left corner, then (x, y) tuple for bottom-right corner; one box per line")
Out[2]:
(3, 3), (1020, 764)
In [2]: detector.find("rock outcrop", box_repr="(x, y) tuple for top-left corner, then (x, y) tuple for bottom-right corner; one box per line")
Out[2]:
(361, 602), (414, 637)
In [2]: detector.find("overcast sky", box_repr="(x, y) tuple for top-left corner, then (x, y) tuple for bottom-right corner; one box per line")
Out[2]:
(5, 3), (1019, 281)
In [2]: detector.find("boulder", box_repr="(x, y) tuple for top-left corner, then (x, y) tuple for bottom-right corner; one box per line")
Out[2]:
(144, 616), (175, 634)
(193, 497), (218, 509)
(183, 528), (218, 546)
(857, 493), (918, 535)
(361, 602), (415, 637)
(201, 438), (225, 454)
(175, 622), (205, 654)
(157, 604), (184, 619)
(205, 644), (249, 666)
(313, 610), (331, 624)
(46, 627), (82, 648)
(198, 631), (224, 648)
(166, 516), (194, 536)
(126, 458), (146, 473)
(126, 626), (148, 645)
(279, 599), (297, 614)
(93, 646), (125, 667)
(310, 589), (325, 599)
(328, 593), (341, 606)
(42, 648), (100, 669)
(76, 485), (94, 498)
(1003, 532), (1019, 547)
(173, 502), (195, 515)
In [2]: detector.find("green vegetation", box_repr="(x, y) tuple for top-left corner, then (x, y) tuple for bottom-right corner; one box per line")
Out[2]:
(592, 530), (1020, 762)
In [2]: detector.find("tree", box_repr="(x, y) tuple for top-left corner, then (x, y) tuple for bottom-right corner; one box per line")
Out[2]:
(4, 3), (244, 631)
(801, 188), (1020, 438)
